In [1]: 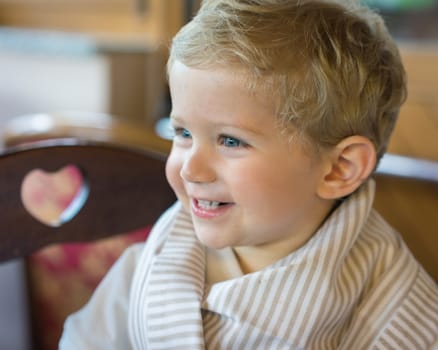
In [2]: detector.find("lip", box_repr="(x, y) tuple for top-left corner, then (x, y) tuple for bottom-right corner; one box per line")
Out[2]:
(191, 198), (234, 219)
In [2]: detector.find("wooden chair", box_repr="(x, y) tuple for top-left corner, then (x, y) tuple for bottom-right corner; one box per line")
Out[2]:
(0, 112), (175, 350)
(373, 155), (438, 282)
(1, 112), (175, 262)
(0, 139), (176, 262)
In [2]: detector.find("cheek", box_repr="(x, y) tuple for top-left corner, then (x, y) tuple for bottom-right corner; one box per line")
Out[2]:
(165, 152), (185, 198)
(230, 164), (302, 208)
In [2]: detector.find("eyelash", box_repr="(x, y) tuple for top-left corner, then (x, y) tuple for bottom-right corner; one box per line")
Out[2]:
(172, 127), (191, 139)
(219, 135), (248, 148)
(171, 127), (248, 149)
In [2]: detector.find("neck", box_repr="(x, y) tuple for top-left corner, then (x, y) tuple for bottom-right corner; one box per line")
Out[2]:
(232, 235), (307, 274)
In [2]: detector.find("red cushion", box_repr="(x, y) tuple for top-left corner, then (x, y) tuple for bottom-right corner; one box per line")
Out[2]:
(27, 227), (151, 350)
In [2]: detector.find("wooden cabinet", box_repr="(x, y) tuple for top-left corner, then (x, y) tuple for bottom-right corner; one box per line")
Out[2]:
(0, 0), (194, 126)
(0, 0), (185, 45)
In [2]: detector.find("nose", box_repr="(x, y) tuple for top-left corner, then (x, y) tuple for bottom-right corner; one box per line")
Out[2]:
(180, 146), (216, 184)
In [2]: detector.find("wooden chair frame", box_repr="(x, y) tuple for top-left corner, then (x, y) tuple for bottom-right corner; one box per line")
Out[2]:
(0, 138), (175, 262)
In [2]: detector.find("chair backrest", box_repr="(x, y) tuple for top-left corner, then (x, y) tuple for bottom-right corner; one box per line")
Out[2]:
(373, 153), (438, 282)
(0, 138), (176, 262)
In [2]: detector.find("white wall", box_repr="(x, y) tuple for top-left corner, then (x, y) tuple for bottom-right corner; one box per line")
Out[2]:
(0, 49), (110, 145)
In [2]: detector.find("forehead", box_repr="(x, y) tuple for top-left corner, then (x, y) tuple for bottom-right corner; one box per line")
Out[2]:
(169, 60), (247, 94)
(168, 62), (281, 134)
(169, 61), (276, 114)
(169, 59), (280, 99)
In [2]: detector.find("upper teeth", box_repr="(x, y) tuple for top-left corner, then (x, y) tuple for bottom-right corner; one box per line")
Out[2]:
(198, 200), (220, 209)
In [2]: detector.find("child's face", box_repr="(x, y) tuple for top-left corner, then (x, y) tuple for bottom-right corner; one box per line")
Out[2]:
(166, 61), (334, 262)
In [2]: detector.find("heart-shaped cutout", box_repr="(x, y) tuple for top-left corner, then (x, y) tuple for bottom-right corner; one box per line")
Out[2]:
(21, 165), (89, 227)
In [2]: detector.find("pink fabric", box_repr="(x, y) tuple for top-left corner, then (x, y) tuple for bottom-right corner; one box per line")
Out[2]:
(18, 152), (152, 348)
(27, 227), (151, 350)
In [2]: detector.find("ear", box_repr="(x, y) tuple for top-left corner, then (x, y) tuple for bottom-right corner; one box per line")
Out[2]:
(317, 136), (376, 200)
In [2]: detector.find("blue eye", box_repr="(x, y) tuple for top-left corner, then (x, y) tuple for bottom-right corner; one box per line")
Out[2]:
(220, 136), (246, 148)
(181, 129), (191, 138)
(172, 127), (191, 139)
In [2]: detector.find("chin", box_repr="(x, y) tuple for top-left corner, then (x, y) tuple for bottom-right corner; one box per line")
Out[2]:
(194, 231), (230, 250)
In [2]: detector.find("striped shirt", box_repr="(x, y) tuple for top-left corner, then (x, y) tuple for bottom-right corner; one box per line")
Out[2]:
(60, 180), (438, 349)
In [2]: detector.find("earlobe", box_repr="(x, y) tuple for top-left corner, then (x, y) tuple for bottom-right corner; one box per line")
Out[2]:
(318, 136), (377, 199)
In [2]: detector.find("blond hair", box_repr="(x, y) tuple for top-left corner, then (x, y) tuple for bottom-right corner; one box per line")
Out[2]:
(168, 0), (407, 161)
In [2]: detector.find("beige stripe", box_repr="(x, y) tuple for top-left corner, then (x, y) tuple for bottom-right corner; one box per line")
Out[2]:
(342, 250), (417, 349)
(252, 271), (296, 348)
(268, 266), (311, 345)
(203, 312), (221, 349)
(304, 203), (362, 346)
(405, 276), (438, 341)
(222, 276), (270, 347)
(145, 209), (205, 349)
(393, 317), (423, 349)
(207, 317), (235, 350)
(147, 286), (198, 297)
(384, 327), (410, 349)
(410, 282), (438, 330)
(129, 204), (181, 349)
(292, 248), (336, 341)
(403, 301), (436, 345)
(281, 211), (345, 342)
(309, 208), (363, 347)
(397, 307), (429, 348)
(314, 197), (372, 348)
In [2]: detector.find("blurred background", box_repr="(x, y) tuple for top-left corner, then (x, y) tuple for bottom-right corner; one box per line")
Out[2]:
(0, 0), (436, 349)
(0, 0), (436, 140)
(0, 1), (200, 349)
(0, 0), (204, 146)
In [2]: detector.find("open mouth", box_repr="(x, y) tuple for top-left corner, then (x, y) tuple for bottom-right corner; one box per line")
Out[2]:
(192, 198), (233, 219)
(196, 199), (229, 210)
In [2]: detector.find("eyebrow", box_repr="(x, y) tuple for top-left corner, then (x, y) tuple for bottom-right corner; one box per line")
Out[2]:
(169, 114), (266, 137)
